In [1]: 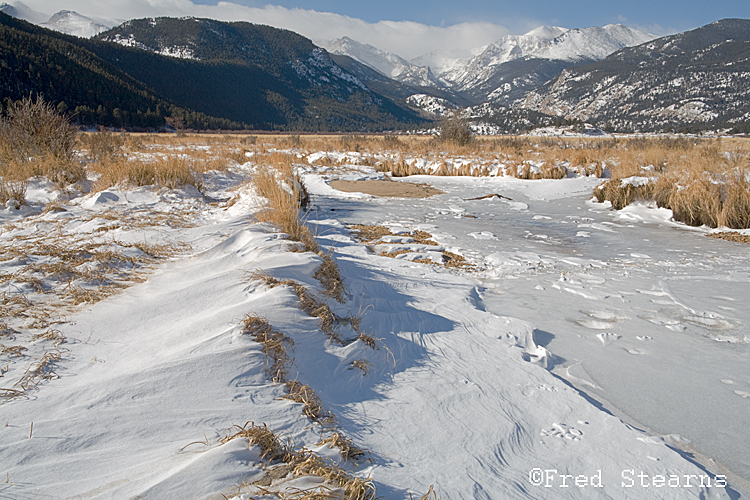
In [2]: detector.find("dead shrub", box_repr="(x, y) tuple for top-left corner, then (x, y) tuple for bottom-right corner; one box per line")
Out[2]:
(0, 180), (26, 207)
(0, 97), (83, 186)
(0, 96), (77, 164)
(437, 113), (473, 147)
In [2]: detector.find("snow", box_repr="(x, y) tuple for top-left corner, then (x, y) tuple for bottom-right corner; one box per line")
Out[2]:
(40, 9), (111, 38)
(1, 147), (747, 499)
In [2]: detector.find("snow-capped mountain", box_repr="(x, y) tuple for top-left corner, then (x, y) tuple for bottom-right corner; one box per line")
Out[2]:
(316, 37), (412, 79)
(519, 18), (750, 133)
(443, 24), (654, 99)
(439, 26), (568, 86)
(0, 1), (47, 24)
(410, 46), (484, 81)
(1, 1), (112, 37)
(316, 36), (442, 87)
(320, 24), (654, 105)
(41, 10), (111, 38)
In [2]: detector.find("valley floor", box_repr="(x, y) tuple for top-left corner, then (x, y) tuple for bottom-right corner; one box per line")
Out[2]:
(0, 155), (747, 499)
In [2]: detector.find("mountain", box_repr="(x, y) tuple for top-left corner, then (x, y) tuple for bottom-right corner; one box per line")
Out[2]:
(92, 17), (424, 131)
(410, 47), (482, 80)
(0, 12), (233, 130)
(0, 1), (47, 24)
(519, 18), (750, 133)
(317, 36), (443, 87)
(0, 13), (425, 131)
(442, 24), (654, 104)
(41, 10), (110, 38)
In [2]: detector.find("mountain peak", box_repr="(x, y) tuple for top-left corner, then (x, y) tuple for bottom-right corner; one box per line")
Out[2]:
(41, 10), (110, 38)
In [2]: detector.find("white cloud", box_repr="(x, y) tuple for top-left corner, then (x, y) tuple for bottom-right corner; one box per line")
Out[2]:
(17, 0), (511, 59)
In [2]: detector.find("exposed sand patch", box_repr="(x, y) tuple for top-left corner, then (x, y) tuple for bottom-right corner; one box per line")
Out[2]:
(329, 179), (444, 198)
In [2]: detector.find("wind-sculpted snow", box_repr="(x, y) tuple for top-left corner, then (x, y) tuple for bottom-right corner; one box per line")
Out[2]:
(0, 155), (745, 499)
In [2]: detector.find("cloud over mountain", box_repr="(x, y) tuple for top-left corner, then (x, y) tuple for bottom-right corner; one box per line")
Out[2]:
(17, 0), (511, 59)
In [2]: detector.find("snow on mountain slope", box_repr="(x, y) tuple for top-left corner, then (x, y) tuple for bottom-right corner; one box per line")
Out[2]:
(444, 24), (654, 91)
(41, 10), (111, 38)
(410, 46), (485, 80)
(317, 36), (442, 87)
(533, 24), (655, 61)
(0, 1), (48, 24)
(317, 36), (412, 79)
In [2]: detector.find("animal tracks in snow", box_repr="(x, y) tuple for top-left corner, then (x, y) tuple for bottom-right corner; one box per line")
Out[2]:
(541, 422), (585, 441)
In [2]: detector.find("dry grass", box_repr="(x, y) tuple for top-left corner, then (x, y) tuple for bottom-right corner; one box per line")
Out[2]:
(588, 138), (750, 227)
(348, 225), (473, 270)
(318, 433), (367, 462)
(313, 253), (345, 303)
(349, 359), (373, 376)
(0, 180), (26, 207)
(707, 232), (750, 244)
(253, 168), (318, 253)
(91, 155), (204, 192)
(356, 333), (379, 350)
(16, 349), (62, 391)
(248, 271), (348, 345)
(243, 315), (294, 383)
(284, 380), (333, 423)
(347, 224), (393, 243)
(222, 422), (295, 463)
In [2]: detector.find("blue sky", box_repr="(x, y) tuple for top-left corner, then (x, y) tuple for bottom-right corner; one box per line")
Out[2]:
(191, 0), (750, 35)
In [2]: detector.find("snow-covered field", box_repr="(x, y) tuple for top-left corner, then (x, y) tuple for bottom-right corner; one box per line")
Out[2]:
(1, 146), (747, 499)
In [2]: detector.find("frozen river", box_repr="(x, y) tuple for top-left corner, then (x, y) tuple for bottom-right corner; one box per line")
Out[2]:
(310, 173), (750, 493)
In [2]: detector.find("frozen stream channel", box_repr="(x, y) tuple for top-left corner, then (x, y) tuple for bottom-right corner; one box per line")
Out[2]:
(308, 173), (750, 493)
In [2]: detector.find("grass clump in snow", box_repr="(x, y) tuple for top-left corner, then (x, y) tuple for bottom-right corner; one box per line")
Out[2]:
(248, 271), (343, 345)
(707, 231), (750, 244)
(284, 380), (333, 423)
(224, 422), (376, 500)
(242, 315), (294, 383)
(253, 165), (317, 253)
(348, 225), (472, 270)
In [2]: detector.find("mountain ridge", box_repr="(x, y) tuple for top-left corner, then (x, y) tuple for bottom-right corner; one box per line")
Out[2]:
(518, 18), (750, 132)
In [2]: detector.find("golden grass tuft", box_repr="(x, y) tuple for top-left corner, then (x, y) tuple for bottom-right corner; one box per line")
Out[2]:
(318, 433), (367, 461)
(222, 422), (294, 463)
(313, 253), (345, 303)
(253, 168), (319, 253)
(593, 178), (655, 210)
(243, 314), (294, 383)
(249, 271), (343, 344)
(284, 380), (333, 423)
(91, 155), (203, 192)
